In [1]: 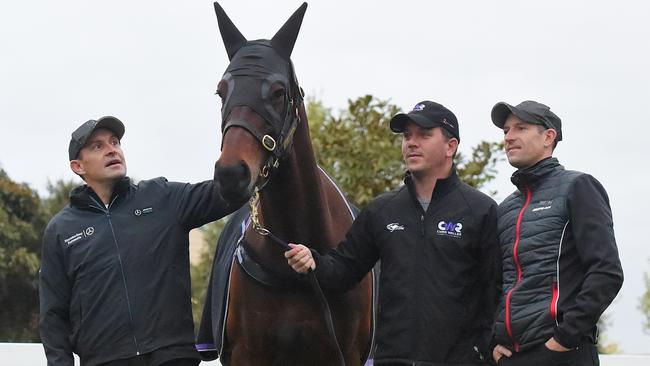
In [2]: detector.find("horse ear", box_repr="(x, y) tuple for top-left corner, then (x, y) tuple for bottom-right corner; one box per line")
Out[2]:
(271, 2), (308, 60)
(214, 2), (247, 60)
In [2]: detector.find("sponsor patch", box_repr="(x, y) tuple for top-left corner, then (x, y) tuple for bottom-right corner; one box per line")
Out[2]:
(134, 207), (154, 216)
(436, 220), (463, 238)
(386, 223), (405, 232)
(64, 226), (95, 246)
(532, 200), (553, 212)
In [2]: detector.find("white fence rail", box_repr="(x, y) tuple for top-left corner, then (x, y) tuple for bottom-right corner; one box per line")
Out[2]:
(2, 343), (649, 366)
(0, 343), (221, 366)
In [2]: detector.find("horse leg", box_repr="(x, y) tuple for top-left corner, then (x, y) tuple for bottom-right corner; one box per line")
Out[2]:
(228, 344), (267, 366)
(333, 275), (373, 366)
(226, 264), (280, 366)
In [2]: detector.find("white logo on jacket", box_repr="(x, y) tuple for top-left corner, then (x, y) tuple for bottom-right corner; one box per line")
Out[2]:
(134, 207), (153, 216)
(64, 226), (95, 246)
(532, 205), (552, 212)
(532, 200), (553, 212)
(386, 223), (405, 232)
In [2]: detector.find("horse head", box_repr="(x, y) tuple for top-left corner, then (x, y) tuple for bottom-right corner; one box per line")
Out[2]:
(213, 2), (307, 204)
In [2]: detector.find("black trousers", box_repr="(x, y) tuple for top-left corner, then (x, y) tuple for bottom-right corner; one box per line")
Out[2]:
(98, 356), (199, 366)
(497, 343), (599, 366)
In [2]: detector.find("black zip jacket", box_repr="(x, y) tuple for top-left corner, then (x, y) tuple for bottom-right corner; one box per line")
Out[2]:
(312, 170), (501, 365)
(494, 158), (624, 351)
(39, 177), (241, 366)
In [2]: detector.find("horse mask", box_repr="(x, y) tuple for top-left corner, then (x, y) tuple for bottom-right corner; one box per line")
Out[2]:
(215, 2), (307, 170)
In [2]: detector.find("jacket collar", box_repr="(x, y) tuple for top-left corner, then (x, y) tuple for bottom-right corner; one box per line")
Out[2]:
(511, 157), (563, 190)
(404, 166), (460, 203)
(70, 177), (132, 209)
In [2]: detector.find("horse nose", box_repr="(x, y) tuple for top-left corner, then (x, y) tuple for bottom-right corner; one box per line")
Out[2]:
(214, 161), (252, 202)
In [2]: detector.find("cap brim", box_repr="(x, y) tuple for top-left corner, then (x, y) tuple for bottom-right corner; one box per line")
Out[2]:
(390, 113), (439, 133)
(491, 102), (542, 129)
(491, 103), (513, 128)
(95, 116), (125, 139)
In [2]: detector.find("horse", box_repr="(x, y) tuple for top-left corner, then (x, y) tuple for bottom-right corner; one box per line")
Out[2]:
(197, 2), (374, 366)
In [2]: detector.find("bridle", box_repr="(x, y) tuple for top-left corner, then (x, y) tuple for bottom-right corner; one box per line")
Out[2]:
(220, 60), (304, 192)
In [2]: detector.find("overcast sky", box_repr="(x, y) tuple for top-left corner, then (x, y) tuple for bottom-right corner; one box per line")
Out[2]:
(1, 0), (649, 355)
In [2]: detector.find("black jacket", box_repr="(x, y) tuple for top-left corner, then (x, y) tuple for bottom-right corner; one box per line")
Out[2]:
(313, 170), (501, 365)
(39, 177), (241, 366)
(494, 158), (624, 351)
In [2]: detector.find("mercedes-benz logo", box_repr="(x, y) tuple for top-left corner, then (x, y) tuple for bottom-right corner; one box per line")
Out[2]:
(135, 209), (142, 216)
(85, 227), (94, 236)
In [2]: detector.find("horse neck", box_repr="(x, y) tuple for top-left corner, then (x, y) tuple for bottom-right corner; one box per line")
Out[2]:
(257, 112), (339, 252)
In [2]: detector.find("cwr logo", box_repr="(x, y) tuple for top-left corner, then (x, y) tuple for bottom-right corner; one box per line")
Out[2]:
(386, 223), (405, 232)
(436, 221), (462, 237)
(412, 103), (425, 111)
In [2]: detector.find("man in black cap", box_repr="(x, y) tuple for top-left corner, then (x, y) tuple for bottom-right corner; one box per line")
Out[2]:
(39, 117), (245, 366)
(285, 101), (501, 365)
(489, 101), (624, 366)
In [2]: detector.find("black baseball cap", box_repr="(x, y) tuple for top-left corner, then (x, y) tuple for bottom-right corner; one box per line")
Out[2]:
(68, 116), (125, 160)
(491, 100), (562, 142)
(390, 101), (460, 141)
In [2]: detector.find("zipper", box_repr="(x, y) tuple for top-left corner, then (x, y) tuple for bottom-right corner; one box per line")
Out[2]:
(504, 185), (532, 352)
(98, 195), (141, 356)
(420, 215), (425, 237)
(550, 281), (559, 321)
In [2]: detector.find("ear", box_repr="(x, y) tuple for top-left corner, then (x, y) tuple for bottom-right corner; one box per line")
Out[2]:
(271, 2), (308, 60)
(214, 2), (247, 60)
(70, 160), (85, 176)
(544, 128), (558, 148)
(446, 138), (459, 158)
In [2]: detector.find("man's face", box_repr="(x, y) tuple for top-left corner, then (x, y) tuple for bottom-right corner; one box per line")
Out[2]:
(401, 123), (455, 177)
(71, 128), (127, 185)
(503, 115), (553, 169)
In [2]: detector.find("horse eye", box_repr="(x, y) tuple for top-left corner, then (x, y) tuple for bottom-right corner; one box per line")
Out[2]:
(272, 89), (285, 101)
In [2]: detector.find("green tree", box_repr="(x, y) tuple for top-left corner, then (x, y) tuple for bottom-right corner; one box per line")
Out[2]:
(308, 95), (503, 208)
(191, 219), (227, 328)
(308, 95), (403, 207)
(41, 179), (79, 219)
(0, 173), (78, 342)
(597, 315), (621, 354)
(0, 169), (45, 341)
(455, 141), (503, 195)
(640, 268), (650, 334)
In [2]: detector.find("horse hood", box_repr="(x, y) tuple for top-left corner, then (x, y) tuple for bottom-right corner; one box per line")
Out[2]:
(214, 2), (307, 133)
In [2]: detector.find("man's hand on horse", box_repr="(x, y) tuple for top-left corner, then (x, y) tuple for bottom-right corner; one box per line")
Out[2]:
(285, 244), (316, 273)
